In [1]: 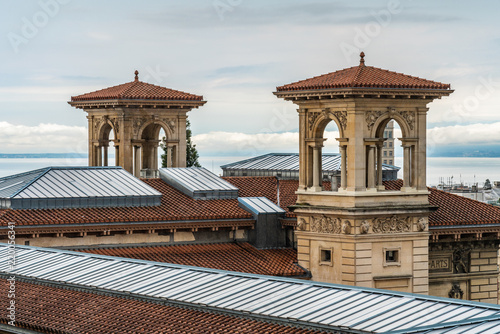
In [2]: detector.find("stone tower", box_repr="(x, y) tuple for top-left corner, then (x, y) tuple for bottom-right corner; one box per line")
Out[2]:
(69, 71), (206, 177)
(274, 53), (453, 294)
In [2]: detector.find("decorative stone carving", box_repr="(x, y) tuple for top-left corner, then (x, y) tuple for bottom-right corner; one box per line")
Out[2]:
(360, 220), (370, 234)
(452, 247), (471, 274)
(372, 215), (411, 233)
(110, 118), (120, 136)
(417, 217), (427, 232)
(311, 216), (341, 234)
(332, 110), (347, 130)
(297, 218), (307, 231)
(94, 117), (106, 133)
(162, 118), (176, 133)
(399, 111), (415, 130)
(365, 111), (383, 131)
(448, 282), (464, 299)
(308, 112), (320, 131)
(342, 220), (352, 234)
(322, 109), (347, 131)
(133, 117), (149, 135)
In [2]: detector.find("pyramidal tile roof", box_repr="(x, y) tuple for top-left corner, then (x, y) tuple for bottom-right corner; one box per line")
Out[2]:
(276, 52), (451, 92)
(71, 70), (203, 101)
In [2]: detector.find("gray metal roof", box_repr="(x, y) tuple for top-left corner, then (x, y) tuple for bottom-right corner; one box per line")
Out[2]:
(238, 197), (286, 215)
(221, 153), (400, 172)
(0, 167), (161, 209)
(2, 244), (500, 334)
(159, 167), (238, 200)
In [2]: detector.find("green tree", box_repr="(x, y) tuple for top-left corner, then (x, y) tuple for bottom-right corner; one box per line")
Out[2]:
(161, 120), (201, 168)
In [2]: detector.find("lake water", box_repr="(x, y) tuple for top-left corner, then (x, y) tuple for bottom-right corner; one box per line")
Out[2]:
(0, 156), (498, 188)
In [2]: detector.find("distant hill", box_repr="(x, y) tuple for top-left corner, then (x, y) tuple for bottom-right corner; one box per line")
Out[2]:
(428, 145), (500, 158)
(0, 153), (88, 159)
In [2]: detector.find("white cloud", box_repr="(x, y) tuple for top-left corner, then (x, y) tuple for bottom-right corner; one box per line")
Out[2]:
(428, 122), (500, 146)
(193, 130), (340, 156)
(0, 122), (87, 153)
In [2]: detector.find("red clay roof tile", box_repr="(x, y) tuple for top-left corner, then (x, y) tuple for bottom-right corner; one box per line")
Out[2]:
(227, 177), (500, 228)
(0, 179), (252, 226)
(71, 78), (203, 101)
(77, 242), (306, 277)
(276, 61), (450, 92)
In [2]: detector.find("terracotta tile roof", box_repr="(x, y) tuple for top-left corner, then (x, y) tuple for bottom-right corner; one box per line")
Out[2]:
(385, 180), (500, 227)
(77, 242), (306, 277)
(276, 57), (450, 92)
(0, 279), (325, 334)
(0, 179), (252, 226)
(228, 177), (500, 228)
(71, 75), (203, 101)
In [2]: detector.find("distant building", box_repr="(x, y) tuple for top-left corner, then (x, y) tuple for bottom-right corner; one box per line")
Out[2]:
(382, 120), (395, 165)
(221, 153), (400, 185)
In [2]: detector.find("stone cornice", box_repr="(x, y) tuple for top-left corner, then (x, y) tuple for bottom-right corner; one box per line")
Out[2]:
(273, 87), (453, 101)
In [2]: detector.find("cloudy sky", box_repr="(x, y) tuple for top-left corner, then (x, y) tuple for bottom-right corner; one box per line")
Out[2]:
(1, 0), (500, 161)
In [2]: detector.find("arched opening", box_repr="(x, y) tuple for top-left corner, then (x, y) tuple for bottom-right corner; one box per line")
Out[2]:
(307, 114), (346, 192)
(135, 122), (173, 177)
(373, 117), (413, 190)
(322, 121), (341, 192)
(97, 123), (117, 167)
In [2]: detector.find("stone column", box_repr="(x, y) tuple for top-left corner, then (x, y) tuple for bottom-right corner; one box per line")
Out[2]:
(411, 144), (416, 188)
(298, 109), (307, 191)
(115, 145), (119, 166)
(153, 144), (159, 170)
(97, 145), (102, 167)
(377, 142), (385, 190)
(167, 146), (173, 168)
(340, 144), (347, 190)
(134, 145), (141, 177)
(103, 145), (108, 166)
(309, 139), (325, 192)
(367, 145), (376, 190)
(402, 145), (411, 189)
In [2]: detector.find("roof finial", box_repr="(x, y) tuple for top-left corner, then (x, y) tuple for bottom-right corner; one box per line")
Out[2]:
(134, 70), (139, 82)
(360, 51), (365, 66)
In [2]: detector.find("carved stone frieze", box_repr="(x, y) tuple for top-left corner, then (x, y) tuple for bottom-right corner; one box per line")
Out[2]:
(297, 218), (307, 231)
(372, 215), (411, 233)
(399, 111), (415, 130)
(452, 247), (471, 274)
(365, 111), (384, 131)
(311, 216), (341, 234)
(448, 282), (464, 299)
(360, 220), (370, 234)
(417, 218), (427, 232)
(342, 220), (352, 234)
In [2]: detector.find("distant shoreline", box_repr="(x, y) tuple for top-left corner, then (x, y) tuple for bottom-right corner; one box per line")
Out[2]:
(0, 154), (88, 159)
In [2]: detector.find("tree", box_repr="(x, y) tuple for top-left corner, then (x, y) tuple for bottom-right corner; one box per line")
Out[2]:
(161, 120), (201, 168)
(484, 179), (492, 190)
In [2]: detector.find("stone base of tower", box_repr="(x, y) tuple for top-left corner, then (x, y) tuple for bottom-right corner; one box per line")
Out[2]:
(294, 201), (431, 295)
